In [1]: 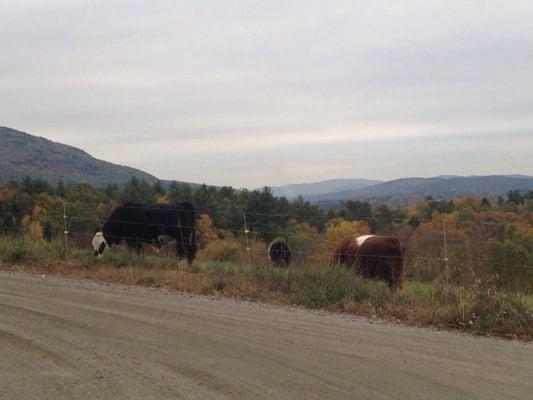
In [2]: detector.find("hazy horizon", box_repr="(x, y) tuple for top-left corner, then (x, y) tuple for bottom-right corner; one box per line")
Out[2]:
(2, 1), (532, 188)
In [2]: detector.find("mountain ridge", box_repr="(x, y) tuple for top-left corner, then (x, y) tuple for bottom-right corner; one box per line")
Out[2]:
(0, 126), (162, 186)
(269, 178), (382, 200)
(308, 175), (533, 206)
(2, 126), (532, 205)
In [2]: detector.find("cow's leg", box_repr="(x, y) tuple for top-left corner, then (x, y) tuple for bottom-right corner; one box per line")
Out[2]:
(355, 255), (366, 276)
(187, 229), (196, 265)
(175, 240), (183, 260)
(384, 256), (402, 289)
(127, 240), (143, 255)
(386, 259), (395, 289)
(175, 218), (185, 260)
(186, 247), (193, 264)
(393, 254), (404, 289)
(175, 232), (187, 261)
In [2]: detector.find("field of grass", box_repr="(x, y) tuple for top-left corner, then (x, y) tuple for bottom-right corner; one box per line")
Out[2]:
(1, 236), (532, 339)
(524, 295), (533, 310)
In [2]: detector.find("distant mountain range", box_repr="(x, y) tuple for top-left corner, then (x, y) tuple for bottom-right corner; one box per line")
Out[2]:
(275, 175), (533, 206)
(2, 126), (532, 205)
(270, 179), (382, 200)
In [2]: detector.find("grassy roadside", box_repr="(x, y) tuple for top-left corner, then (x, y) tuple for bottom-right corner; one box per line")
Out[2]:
(1, 236), (532, 340)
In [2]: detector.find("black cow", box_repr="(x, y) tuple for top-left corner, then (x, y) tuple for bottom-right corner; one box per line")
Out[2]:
(91, 202), (197, 264)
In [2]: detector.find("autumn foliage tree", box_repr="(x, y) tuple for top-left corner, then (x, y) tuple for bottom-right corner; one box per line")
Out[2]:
(196, 214), (219, 248)
(489, 226), (533, 292)
(281, 219), (320, 262)
(323, 218), (371, 252)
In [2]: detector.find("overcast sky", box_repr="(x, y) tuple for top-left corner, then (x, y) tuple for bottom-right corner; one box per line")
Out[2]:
(1, 1), (532, 188)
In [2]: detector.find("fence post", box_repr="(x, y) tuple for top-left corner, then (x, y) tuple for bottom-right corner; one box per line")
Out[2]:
(63, 200), (69, 250)
(243, 211), (251, 264)
(443, 219), (449, 284)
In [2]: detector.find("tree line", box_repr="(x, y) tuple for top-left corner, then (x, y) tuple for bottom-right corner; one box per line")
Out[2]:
(1, 176), (532, 293)
(1, 176), (532, 239)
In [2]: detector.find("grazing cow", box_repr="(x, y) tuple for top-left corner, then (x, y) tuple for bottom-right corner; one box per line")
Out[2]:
(268, 239), (292, 267)
(332, 235), (404, 289)
(91, 202), (197, 264)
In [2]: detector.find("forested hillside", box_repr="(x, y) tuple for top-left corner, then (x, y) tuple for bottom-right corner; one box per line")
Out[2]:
(0, 127), (159, 186)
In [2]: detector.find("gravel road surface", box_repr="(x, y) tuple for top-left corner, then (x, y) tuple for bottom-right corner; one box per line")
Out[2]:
(1, 271), (531, 399)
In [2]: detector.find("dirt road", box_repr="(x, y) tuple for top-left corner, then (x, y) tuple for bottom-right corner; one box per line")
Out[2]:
(0, 271), (531, 399)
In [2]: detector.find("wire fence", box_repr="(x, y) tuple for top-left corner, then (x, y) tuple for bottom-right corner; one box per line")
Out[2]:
(0, 206), (529, 229)
(0, 202), (533, 292)
(0, 200), (529, 228)
(1, 201), (532, 277)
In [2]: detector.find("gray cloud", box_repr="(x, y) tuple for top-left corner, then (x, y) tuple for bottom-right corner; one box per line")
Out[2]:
(1, 1), (532, 187)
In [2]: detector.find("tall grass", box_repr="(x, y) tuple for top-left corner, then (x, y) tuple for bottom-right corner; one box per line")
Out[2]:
(1, 235), (531, 339)
(0, 236), (68, 263)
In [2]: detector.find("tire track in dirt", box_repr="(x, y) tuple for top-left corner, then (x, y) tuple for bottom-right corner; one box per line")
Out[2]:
(1, 271), (532, 399)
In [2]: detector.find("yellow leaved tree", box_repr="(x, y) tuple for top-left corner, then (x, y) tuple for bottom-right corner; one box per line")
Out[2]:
(322, 218), (371, 253)
(196, 214), (219, 248)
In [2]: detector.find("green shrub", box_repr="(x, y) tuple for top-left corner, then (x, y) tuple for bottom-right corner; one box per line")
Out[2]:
(0, 236), (61, 263)
(293, 265), (386, 308)
(202, 261), (237, 276)
(0, 238), (31, 263)
(424, 284), (533, 336)
(488, 226), (533, 293)
(471, 288), (532, 335)
(251, 265), (292, 293)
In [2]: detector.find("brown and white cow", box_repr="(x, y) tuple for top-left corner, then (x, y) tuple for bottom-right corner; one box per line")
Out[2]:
(332, 235), (404, 289)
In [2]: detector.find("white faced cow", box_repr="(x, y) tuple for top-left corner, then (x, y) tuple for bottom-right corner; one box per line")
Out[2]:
(91, 202), (197, 264)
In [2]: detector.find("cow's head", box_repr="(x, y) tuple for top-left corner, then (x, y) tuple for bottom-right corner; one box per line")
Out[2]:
(91, 231), (109, 257)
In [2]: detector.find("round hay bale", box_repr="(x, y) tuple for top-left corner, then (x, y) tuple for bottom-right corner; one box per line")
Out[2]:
(268, 239), (292, 267)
